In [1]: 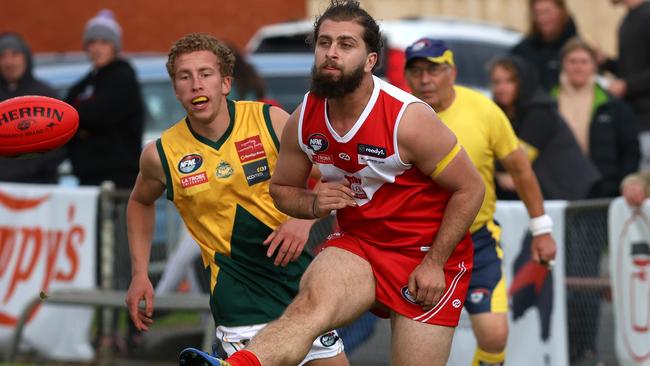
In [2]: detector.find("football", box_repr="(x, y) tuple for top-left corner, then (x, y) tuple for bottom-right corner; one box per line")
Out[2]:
(0, 95), (79, 157)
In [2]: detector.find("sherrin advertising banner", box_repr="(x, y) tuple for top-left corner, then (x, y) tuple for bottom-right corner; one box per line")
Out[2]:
(609, 197), (650, 366)
(0, 183), (98, 361)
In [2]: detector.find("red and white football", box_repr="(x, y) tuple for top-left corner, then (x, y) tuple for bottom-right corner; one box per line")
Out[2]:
(0, 95), (79, 157)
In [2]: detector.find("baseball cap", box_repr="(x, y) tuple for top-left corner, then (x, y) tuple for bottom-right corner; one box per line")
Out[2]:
(405, 38), (455, 67)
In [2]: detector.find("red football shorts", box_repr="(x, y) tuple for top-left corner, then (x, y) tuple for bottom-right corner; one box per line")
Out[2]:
(322, 232), (474, 327)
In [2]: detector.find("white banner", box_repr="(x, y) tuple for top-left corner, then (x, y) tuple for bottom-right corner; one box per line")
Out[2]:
(609, 197), (650, 365)
(449, 201), (568, 366)
(0, 183), (99, 361)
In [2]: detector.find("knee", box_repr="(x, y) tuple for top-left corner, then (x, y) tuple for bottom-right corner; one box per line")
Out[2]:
(282, 287), (336, 327)
(476, 323), (508, 353)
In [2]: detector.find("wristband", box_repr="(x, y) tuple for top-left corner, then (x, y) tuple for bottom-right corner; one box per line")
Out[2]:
(529, 214), (553, 236)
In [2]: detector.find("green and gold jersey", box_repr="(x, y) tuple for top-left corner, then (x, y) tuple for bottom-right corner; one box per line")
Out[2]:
(156, 99), (311, 326)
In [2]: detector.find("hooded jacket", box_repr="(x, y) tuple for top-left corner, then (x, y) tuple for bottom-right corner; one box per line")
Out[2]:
(0, 32), (65, 184)
(496, 56), (601, 200)
(511, 17), (578, 91)
(65, 57), (144, 188)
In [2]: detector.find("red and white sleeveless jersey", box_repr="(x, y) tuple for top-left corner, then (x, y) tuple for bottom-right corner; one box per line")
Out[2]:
(298, 76), (453, 249)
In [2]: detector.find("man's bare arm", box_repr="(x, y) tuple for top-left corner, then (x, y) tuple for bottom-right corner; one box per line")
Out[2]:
(500, 148), (556, 264)
(399, 103), (485, 265)
(398, 103), (484, 308)
(125, 142), (166, 330)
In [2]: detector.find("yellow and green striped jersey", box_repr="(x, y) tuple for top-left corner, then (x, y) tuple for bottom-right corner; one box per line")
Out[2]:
(156, 99), (311, 326)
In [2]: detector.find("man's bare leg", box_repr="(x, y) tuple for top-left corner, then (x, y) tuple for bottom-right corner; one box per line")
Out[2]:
(246, 247), (376, 366)
(390, 312), (455, 366)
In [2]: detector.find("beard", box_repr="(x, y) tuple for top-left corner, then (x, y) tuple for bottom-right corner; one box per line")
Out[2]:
(310, 61), (365, 99)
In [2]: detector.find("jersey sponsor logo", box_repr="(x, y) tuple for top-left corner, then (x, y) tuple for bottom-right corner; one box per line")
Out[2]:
(243, 158), (271, 186)
(344, 175), (367, 199)
(308, 133), (329, 152)
(235, 135), (266, 163)
(180, 172), (208, 188)
(357, 143), (386, 158)
(469, 288), (491, 304)
(177, 154), (203, 174)
(452, 299), (462, 308)
(216, 160), (234, 179)
(401, 285), (418, 304)
(338, 152), (351, 161)
(313, 154), (333, 164)
(357, 154), (386, 166)
(319, 331), (340, 347)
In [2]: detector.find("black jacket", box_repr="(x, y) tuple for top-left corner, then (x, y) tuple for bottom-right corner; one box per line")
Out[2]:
(511, 17), (578, 91)
(552, 84), (640, 197)
(605, 2), (650, 129)
(497, 56), (600, 200)
(65, 58), (144, 188)
(0, 32), (65, 184)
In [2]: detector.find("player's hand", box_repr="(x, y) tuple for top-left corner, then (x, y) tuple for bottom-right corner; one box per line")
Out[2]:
(313, 180), (357, 218)
(531, 234), (557, 269)
(125, 274), (155, 331)
(264, 218), (314, 267)
(408, 256), (446, 311)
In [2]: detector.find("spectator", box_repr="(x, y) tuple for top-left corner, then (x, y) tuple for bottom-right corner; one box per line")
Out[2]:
(228, 44), (266, 100)
(553, 38), (639, 364)
(0, 32), (65, 183)
(511, 0), (579, 91)
(553, 37), (639, 198)
(488, 55), (600, 200)
(602, 0), (650, 168)
(65, 9), (145, 355)
(65, 9), (144, 188)
(621, 170), (650, 206)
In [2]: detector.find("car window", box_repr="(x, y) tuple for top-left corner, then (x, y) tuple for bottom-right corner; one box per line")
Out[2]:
(256, 35), (312, 53)
(263, 75), (311, 112)
(447, 40), (510, 89)
(141, 81), (186, 133)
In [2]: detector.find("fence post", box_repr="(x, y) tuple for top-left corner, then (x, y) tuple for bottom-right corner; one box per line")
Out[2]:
(98, 180), (116, 365)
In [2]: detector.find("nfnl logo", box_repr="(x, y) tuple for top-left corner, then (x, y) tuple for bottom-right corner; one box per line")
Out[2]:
(319, 331), (340, 347)
(308, 133), (329, 152)
(401, 286), (418, 304)
(178, 154), (203, 174)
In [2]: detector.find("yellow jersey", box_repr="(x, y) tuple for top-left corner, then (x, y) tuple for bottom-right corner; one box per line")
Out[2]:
(156, 99), (311, 326)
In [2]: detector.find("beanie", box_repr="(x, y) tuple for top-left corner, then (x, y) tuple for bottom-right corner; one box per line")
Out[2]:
(0, 33), (30, 55)
(83, 9), (122, 51)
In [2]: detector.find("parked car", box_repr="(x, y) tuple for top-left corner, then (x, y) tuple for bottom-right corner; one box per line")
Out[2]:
(34, 52), (313, 141)
(246, 17), (523, 93)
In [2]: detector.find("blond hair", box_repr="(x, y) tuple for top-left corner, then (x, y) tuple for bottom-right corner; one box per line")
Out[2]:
(166, 33), (235, 79)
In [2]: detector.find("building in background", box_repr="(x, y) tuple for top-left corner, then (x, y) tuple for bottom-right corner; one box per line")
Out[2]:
(0, 0), (305, 52)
